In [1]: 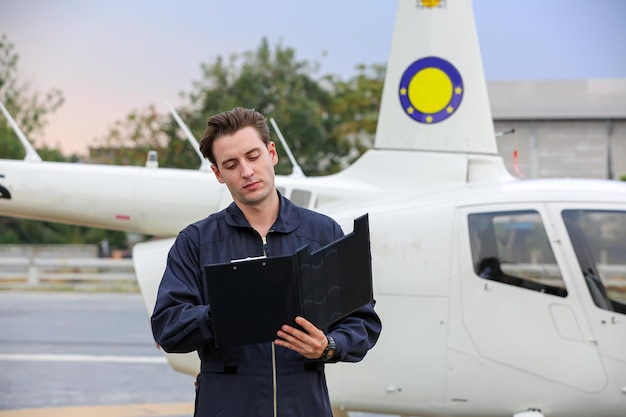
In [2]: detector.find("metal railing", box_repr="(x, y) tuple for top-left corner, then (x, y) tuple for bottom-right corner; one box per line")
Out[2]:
(0, 256), (136, 288)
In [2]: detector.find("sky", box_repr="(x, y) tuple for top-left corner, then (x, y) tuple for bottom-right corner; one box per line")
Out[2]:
(1, 0), (625, 156)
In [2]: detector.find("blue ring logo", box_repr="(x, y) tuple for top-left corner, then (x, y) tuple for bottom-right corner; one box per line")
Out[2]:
(399, 56), (463, 124)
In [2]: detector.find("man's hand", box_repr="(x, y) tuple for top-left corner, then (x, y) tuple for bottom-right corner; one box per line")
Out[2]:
(275, 316), (328, 359)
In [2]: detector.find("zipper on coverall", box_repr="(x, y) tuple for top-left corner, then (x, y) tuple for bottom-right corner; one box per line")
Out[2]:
(261, 234), (278, 417)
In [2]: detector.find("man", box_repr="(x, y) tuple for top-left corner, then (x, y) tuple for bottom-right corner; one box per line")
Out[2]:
(151, 107), (382, 417)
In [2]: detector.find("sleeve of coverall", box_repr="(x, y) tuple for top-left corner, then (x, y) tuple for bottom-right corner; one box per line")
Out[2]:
(324, 300), (382, 363)
(151, 230), (214, 353)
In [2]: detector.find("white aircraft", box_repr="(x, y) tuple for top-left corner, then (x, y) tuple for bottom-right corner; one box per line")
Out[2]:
(1, 1), (625, 416)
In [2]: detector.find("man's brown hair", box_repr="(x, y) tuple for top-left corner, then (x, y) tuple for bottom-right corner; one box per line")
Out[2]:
(199, 107), (270, 164)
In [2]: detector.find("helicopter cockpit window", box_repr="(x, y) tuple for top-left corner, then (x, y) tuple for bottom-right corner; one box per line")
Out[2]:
(562, 210), (626, 314)
(290, 189), (313, 209)
(468, 210), (567, 297)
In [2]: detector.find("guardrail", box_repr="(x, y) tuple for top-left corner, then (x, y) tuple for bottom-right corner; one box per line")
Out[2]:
(0, 257), (136, 287)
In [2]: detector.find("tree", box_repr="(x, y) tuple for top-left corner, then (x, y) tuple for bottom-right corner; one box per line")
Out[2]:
(88, 103), (200, 169)
(89, 38), (387, 176)
(181, 38), (333, 175)
(181, 39), (385, 175)
(322, 63), (385, 172)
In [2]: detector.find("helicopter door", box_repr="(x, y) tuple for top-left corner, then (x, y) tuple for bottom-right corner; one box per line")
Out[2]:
(548, 204), (626, 365)
(457, 204), (606, 393)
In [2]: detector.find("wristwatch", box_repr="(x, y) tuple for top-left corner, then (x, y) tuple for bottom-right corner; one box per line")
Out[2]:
(321, 336), (336, 361)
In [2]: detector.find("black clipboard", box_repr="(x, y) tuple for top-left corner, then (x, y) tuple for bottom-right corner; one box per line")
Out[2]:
(204, 214), (372, 347)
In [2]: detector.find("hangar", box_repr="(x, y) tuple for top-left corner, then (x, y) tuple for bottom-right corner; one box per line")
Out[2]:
(488, 78), (626, 180)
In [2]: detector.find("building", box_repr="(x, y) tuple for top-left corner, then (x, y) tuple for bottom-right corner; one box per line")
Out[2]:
(488, 79), (626, 180)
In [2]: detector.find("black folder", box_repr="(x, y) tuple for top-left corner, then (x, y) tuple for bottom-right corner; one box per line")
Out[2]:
(204, 214), (372, 347)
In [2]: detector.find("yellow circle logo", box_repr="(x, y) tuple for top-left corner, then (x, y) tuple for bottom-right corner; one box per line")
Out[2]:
(399, 56), (463, 124)
(408, 67), (453, 114)
(420, 0), (442, 8)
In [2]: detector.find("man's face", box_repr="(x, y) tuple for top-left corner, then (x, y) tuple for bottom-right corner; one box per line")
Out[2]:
(210, 126), (278, 207)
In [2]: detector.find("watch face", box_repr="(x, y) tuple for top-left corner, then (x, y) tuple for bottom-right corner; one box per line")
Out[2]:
(325, 336), (336, 360)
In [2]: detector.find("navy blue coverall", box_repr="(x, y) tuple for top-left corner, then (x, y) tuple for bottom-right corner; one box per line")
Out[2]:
(151, 193), (382, 417)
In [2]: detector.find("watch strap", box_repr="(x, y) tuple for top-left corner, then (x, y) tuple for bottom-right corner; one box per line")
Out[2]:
(321, 336), (336, 361)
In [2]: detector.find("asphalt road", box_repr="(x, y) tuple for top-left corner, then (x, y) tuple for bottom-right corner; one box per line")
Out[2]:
(0, 291), (382, 417)
(0, 291), (195, 417)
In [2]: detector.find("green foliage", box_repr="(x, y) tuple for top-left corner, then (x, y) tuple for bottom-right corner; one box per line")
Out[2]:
(181, 38), (330, 174)
(180, 38), (385, 175)
(90, 105), (165, 165)
(0, 216), (128, 248)
(159, 134), (200, 169)
(324, 63), (385, 172)
(89, 104), (200, 168)
(0, 123), (25, 159)
(88, 38), (386, 176)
